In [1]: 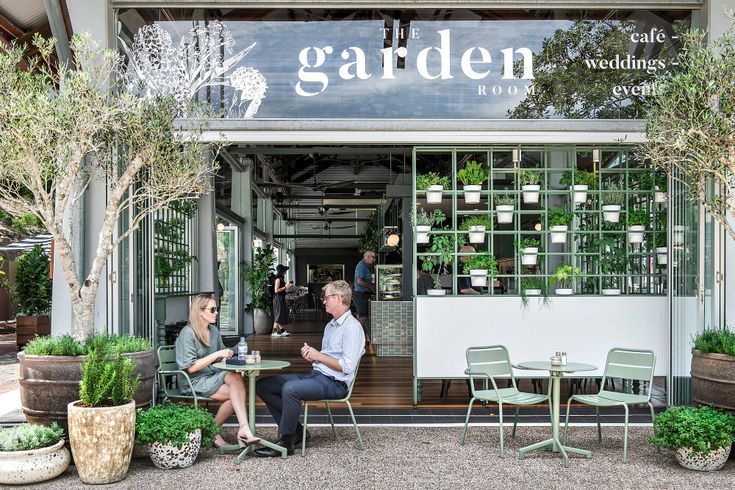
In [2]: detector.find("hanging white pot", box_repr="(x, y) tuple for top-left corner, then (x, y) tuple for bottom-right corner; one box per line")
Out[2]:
(524, 289), (541, 296)
(673, 225), (685, 246)
(656, 246), (668, 265)
(426, 185), (444, 204)
(468, 225), (486, 244)
(550, 225), (568, 244)
(426, 288), (446, 296)
(470, 269), (488, 287)
(602, 288), (621, 296)
(521, 247), (538, 266)
(496, 205), (514, 224)
(555, 288), (573, 296)
(463, 185), (482, 204)
(602, 204), (621, 223)
(522, 184), (540, 204)
(654, 187), (667, 203)
(416, 225), (431, 244)
(628, 225), (645, 244)
(571, 184), (588, 204)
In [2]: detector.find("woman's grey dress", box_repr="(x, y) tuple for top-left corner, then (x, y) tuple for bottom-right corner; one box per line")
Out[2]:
(175, 325), (228, 396)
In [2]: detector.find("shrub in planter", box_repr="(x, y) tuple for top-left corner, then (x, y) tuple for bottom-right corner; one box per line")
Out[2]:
(135, 404), (220, 469)
(691, 328), (735, 412)
(651, 405), (735, 471)
(457, 160), (486, 204)
(459, 215), (491, 244)
(244, 244), (276, 333)
(0, 423), (70, 485)
(12, 245), (52, 347)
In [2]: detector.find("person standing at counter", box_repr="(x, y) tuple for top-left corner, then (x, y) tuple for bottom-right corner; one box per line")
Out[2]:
(353, 250), (376, 342)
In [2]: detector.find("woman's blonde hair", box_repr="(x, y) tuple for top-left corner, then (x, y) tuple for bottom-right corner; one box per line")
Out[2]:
(189, 294), (215, 346)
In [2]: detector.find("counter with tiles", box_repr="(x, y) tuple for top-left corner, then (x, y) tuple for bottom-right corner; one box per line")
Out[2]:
(370, 300), (413, 357)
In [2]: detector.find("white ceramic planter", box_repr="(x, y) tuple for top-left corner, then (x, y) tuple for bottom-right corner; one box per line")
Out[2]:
(521, 247), (538, 266)
(416, 225), (431, 244)
(571, 184), (588, 204)
(673, 225), (685, 246)
(555, 288), (573, 296)
(654, 188), (667, 203)
(550, 225), (568, 244)
(525, 289), (541, 296)
(463, 184), (482, 204)
(628, 225), (645, 244)
(496, 205), (514, 224)
(675, 445), (731, 472)
(602, 204), (621, 223)
(602, 288), (621, 296)
(656, 246), (668, 265)
(468, 225), (486, 244)
(522, 184), (540, 204)
(426, 185), (444, 204)
(470, 269), (488, 287)
(426, 288), (446, 296)
(149, 430), (201, 470)
(0, 439), (70, 485)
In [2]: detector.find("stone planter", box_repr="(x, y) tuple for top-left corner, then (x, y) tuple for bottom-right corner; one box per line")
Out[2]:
(675, 445), (731, 471)
(571, 184), (588, 204)
(656, 247), (668, 265)
(469, 269), (488, 287)
(550, 225), (568, 244)
(463, 184), (481, 204)
(467, 225), (485, 244)
(253, 308), (273, 334)
(521, 247), (538, 266)
(627, 225), (645, 244)
(602, 204), (621, 223)
(68, 399), (136, 484)
(149, 430), (202, 469)
(496, 205), (514, 224)
(426, 185), (444, 204)
(16, 315), (51, 348)
(17, 349), (154, 438)
(691, 349), (735, 413)
(522, 184), (540, 204)
(426, 289), (445, 296)
(0, 439), (70, 485)
(416, 225), (431, 244)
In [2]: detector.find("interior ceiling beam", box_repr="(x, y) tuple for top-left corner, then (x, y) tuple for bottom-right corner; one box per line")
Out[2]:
(275, 204), (377, 209)
(230, 146), (411, 155)
(0, 13), (24, 38)
(274, 234), (360, 239)
(288, 217), (369, 222)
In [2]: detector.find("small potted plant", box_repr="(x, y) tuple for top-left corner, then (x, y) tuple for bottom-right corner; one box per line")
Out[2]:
(626, 209), (650, 244)
(548, 206), (573, 244)
(420, 233), (454, 295)
(0, 423), (69, 485)
(462, 253), (498, 288)
(417, 172), (450, 204)
(654, 173), (667, 203)
(601, 181), (625, 223)
(518, 237), (541, 266)
(412, 208), (446, 244)
(519, 169), (543, 204)
(459, 215), (491, 244)
(560, 169), (597, 204)
(520, 275), (549, 309)
(549, 263), (581, 295)
(651, 405), (735, 471)
(456, 160), (486, 204)
(654, 232), (668, 265)
(494, 193), (515, 224)
(135, 404), (220, 469)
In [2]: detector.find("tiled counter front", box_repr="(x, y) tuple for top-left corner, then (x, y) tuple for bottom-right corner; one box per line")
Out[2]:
(371, 301), (413, 357)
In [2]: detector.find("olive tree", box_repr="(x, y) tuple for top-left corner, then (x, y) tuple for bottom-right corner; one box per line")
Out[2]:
(0, 34), (218, 340)
(639, 18), (735, 241)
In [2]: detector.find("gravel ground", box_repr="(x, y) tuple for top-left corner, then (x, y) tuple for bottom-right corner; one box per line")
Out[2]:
(26, 426), (735, 489)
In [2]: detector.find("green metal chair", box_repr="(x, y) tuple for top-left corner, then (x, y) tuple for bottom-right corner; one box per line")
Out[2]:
(301, 362), (364, 455)
(563, 347), (656, 463)
(156, 345), (212, 408)
(460, 345), (549, 456)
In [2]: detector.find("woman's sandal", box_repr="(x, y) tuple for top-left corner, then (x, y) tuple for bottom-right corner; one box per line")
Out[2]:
(237, 435), (261, 448)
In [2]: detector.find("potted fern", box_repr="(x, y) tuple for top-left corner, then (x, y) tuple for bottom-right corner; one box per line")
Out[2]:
(626, 209), (650, 244)
(417, 172), (450, 204)
(420, 233), (454, 295)
(412, 208), (446, 244)
(494, 193), (515, 224)
(0, 423), (69, 485)
(519, 169), (542, 204)
(549, 263), (581, 295)
(462, 253), (498, 288)
(601, 182), (625, 223)
(548, 206), (573, 244)
(518, 237), (541, 266)
(560, 169), (596, 204)
(460, 215), (491, 244)
(456, 160), (486, 204)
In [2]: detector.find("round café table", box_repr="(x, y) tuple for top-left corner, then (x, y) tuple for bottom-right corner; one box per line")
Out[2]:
(516, 361), (597, 467)
(213, 359), (290, 463)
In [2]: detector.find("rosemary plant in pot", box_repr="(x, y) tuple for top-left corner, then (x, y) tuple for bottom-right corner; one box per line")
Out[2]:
(416, 172), (450, 205)
(601, 181), (624, 223)
(494, 193), (515, 224)
(460, 215), (491, 244)
(456, 160), (486, 204)
(412, 208), (445, 244)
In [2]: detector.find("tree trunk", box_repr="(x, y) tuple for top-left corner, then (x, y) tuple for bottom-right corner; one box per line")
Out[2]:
(70, 288), (97, 342)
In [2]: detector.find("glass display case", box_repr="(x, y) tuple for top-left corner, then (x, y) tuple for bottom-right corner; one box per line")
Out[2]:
(376, 265), (402, 300)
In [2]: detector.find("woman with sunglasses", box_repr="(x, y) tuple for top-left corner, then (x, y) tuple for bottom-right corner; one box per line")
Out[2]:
(175, 294), (259, 448)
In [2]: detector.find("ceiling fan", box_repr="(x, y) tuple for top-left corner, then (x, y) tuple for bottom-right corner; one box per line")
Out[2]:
(257, 155), (358, 192)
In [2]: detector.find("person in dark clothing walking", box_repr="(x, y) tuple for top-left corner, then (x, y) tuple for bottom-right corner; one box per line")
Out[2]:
(272, 264), (292, 337)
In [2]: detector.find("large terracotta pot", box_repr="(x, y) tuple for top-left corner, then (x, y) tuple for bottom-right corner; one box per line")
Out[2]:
(691, 349), (735, 413)
(253, 309), (273, 334)
(16, 315), (51, 347)
(17, 349), (155, 435)
(0, 439), (70, 485)
(67, 399), (136, 484)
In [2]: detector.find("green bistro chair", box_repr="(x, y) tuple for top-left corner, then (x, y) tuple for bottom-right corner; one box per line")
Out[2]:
(460, 345), (549, 456)
(301, 362), (364, 455)
(563, 347), (656, 463)
(156, 345), (212, 408)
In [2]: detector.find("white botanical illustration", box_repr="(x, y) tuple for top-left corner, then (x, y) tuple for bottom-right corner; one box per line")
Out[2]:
(121, 20), (267, 118)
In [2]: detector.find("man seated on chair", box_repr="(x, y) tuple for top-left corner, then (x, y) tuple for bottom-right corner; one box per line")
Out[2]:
(255, 280), (365, 457)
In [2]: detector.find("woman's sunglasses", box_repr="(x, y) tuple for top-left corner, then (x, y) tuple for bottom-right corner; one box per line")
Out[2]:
(202, 306), (219, 313)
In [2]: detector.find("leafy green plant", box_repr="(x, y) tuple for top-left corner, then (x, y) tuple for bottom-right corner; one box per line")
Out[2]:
(693, 329), (735, 356)
(549, 264), (581, 290)
(459, 215), (492, 230)
(560, 169), (597, 188)
(601, 181), (625, 206)
(519, 169), (543, 186)
(548, 206), (573, 227)
(416, 172), (450, 190)
(626, 209), (650, 227)
(79, 347), (140, 407)
(651, 405), (735, 456)
(462, 253), (498, 275)
(517, 237), (541, 251)
(494, 193), (514, 206)
(412, 208), (446, 227)
(12, 245), (51, 316)
(359, 210), (381, 254)
(457, 160), (487, 186)
(420, 233), (455, 289)
(597, 236), (627, 289)
(135, 404), (220, 448)
(244, 245), (276, 315)
(23, 334), (150, 356)
(0, 422), (64, 451)
(634, 172), (667, 192)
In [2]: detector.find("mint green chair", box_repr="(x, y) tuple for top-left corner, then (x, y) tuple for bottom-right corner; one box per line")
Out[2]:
(301, 362), (363, 455)
(563, 347), (656, 463)
(156, 345), (212, 408)
(460, 345), (549, 456)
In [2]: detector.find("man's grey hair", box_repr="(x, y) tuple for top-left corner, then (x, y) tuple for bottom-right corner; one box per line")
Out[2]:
(363, 250), (376, 259)
(323, 280), (352, 307)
